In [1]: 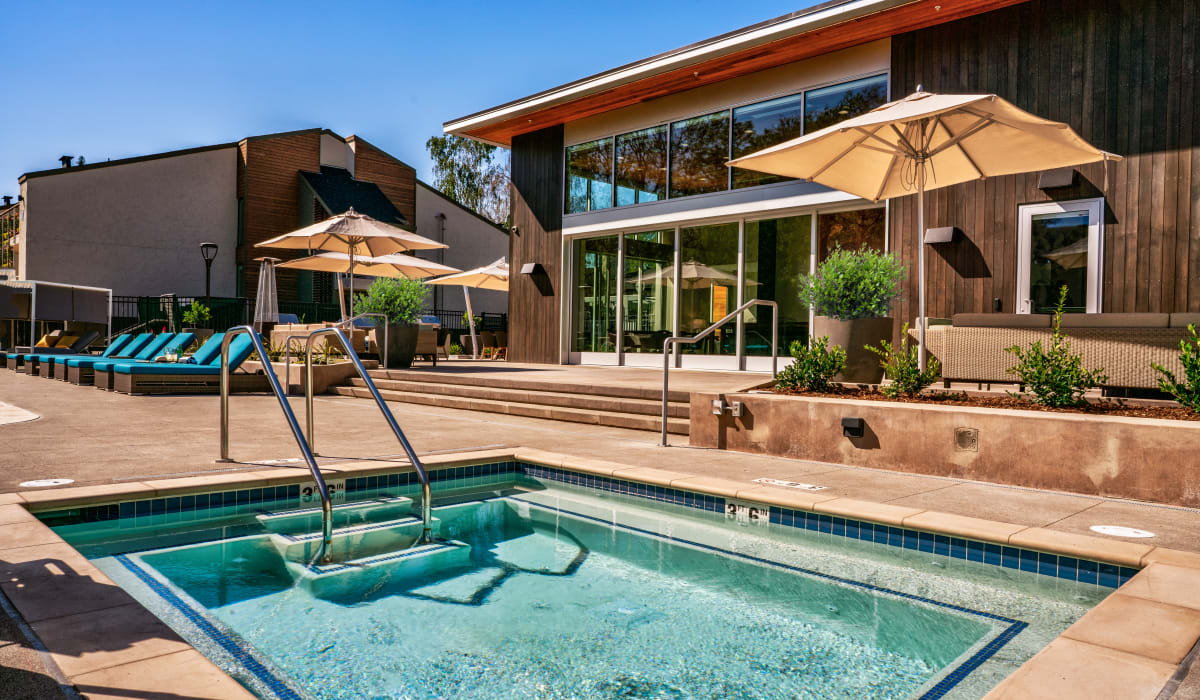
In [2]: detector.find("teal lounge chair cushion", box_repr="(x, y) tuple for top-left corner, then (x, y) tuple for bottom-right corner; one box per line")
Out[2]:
(111, 333), (257, 375)
(189, 333), (226, 365)
(53, 334), (134, 367)
(64, 333), (155, 367)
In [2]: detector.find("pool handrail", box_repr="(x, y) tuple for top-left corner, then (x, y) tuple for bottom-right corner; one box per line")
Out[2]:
(660, 299), (778, 448)
(304, 326), (433, 544)
(218, 326), (335, 563)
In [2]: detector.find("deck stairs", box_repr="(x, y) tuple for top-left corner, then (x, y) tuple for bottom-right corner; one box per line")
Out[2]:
(329, 368), (692, 434)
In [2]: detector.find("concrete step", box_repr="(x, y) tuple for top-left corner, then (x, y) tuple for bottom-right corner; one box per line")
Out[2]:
(331, 385), (690, 435)
(346, 377), (690, 419)
(366, 368), (692, 403)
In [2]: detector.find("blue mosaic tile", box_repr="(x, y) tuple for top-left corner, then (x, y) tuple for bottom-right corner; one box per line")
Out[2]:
(950, 538), (967, 560)
(1057, 557), (1079, 581)
(1019, 549), (1039, 574)
(1098, 563), (1120, 588)
(1002, 546), (1020, 570)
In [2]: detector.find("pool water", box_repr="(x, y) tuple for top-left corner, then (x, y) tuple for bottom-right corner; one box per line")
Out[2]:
(50, 472), (1111, 699)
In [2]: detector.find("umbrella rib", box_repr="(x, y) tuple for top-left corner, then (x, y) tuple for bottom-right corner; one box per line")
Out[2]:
(854, 127), (910, 156)
(810, 125), (891, 181)
(931, 116), (986, 180)
(926, 115), (993, 160)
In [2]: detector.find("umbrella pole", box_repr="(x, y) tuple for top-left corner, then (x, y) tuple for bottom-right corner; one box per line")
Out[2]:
(463, 285), (478, 359)
(348, 252), (355, 320)
(917, 176), (927, 372)
(336, 275), (347, 321)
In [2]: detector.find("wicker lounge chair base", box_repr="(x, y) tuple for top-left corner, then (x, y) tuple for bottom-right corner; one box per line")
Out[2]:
(112, 370), (269, 395)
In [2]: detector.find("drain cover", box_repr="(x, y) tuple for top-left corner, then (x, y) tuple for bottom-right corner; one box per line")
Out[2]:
(19, 478), (75, 488)
(1090, 525), (1155, 538)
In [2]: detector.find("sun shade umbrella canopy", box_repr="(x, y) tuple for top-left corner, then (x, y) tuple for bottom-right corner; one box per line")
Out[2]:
(255, 207), (448, 318)
(426, 258), (509, 358)
(628, 260), (757, 289)
(277, 252), (461, 279)
(728, 90), (1120, 369)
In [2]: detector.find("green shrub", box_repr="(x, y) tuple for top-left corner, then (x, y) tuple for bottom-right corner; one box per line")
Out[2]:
(776, 336), (847, 392)
(181, 301), (211, 327)
(798, 246), (905, 320)
(866, 323), (940, 397)
(352, 278), (428, 325)
(1153, 324), (1200, 412)
(449, 342), (464, 355)
(1005, 286), (1107, 407)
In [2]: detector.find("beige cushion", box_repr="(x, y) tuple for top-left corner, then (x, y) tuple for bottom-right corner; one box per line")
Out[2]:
(952, 313), (1051, 328)
(1058, 313), (1169, 328)
(1169, 313), (1200, 329)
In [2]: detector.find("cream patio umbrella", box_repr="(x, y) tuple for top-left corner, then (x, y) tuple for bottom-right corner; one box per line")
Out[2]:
(728, 89), (1120, 369)
(425, 258), (508, 358)
(256, 208), (448, 316)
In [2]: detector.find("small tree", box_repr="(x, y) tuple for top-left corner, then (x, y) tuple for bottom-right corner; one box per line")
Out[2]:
(1153, 324), (1200, 412)
(798, 247), (905, 320)
(1005, 286), (1107, 407)
(352, 278), (428, 325)
(181, 301), (211, 327)
(866, 323), (940, 397)
(777, 336), (847, 392)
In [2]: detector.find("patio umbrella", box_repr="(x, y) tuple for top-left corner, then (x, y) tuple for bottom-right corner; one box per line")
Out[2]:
(629, 260), (756, 289)
(1042, 239), (1090, 269)
(426, 258), (509, 358)
(728, 89), (1120, 369)
(252, 257), (281, 330)
(256, 208), (448, 315)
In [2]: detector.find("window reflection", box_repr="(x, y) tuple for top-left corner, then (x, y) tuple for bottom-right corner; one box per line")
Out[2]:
(745, 215), (812, 355)
(572, 236), (619, 352)
(669, 111), (731, 198)
(565, 138), (613, 214)
(731, 93), (805, 189)
(616, 126), (668, 206)
(678, 223), (739, 355)
(817, 208), (886, 262)
(622, 230), (675, 353)
(804, 74), (889, 133)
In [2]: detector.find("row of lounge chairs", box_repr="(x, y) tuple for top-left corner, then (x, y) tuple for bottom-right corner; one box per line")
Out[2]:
(1, 331), (267, 395)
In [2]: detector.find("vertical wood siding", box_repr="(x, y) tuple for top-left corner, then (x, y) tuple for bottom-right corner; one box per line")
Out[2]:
(348, 137), (418, 226)
(889, 0), (1199, 329)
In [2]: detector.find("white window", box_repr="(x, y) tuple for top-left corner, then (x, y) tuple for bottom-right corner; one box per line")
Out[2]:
(1016, 198), (1104, 314)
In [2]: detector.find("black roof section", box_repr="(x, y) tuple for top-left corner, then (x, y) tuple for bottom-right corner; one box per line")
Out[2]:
(301, 166), (409, 227)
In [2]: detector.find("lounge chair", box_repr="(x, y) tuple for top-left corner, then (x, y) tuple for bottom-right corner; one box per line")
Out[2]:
(90, 333), (198, 391)
(18, 330), (102, 376)
(63, 333), (161, 386)
(40, 333), (136, 380)
(414, 326), (439, 366)
(493, 331), (508, 361)
(100, 332), (268, 395)
(480, 331), (497, 360)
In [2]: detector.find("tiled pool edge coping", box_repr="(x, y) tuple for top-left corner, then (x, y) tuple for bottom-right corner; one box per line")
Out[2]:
(5, 445), (1200, 700)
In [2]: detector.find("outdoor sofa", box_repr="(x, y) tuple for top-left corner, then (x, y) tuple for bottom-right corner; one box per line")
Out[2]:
(97, 332), (268, 395)
(914, 312), (1200, 390)
(269, 323), (369, 356)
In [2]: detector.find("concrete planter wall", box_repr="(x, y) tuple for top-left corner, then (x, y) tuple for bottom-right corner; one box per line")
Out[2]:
(690, 391), (1200, 507)
(243, 360), (371, 395)
(812, 316), (892, 384)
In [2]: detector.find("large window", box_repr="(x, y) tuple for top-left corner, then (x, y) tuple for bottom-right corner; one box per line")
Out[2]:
(572, 236), (619, 351)
(731, 93), (805, 189)
(804, 74), (889, 133)
(565, 74), (888, 214)
(669, 111), (731, 198)
(745, 215), (812, 355)
(565, 138), (613, 214)
(616, 126), (668, 206)
(817, 208), (886, 262)
(678, 223), (739, 355)
(622, 230), (675, 353)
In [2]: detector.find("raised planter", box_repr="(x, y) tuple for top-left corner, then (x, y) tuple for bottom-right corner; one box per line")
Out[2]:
(690, 391), (1200, 507)
(812, 316), (892, 384)
(243, 359), (377, 395)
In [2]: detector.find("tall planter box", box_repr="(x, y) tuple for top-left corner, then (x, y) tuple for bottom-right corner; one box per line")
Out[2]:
(385, 324), (419, 369)
(812, 316), (892, 384)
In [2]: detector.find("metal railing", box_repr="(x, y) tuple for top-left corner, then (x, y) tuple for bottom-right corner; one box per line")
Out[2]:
(334, 313), (389, 369)
(217, 326), (335, 563)
(304, 327), (433, 544)
(660, 300), (779, 447)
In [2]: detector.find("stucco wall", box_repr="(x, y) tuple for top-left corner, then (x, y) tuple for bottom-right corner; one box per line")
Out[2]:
(21, 147), (238, 297)
(414, 182), (508, 315)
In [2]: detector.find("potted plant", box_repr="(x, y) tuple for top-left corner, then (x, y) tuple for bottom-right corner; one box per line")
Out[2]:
(181, 301), (214, 342)
(799, 247), (905, 384)
(353, 277), (428, 368)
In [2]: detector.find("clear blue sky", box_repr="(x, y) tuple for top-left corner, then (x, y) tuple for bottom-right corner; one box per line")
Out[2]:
(0, 1), (817, 198)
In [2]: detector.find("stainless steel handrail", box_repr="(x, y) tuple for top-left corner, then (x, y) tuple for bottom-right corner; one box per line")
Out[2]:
(280, 333), (309, 394)
(334, 313), (389, 370)
(218, 326), (335, 563)
(660, 300), (778, 447)
(304, 327), (433, 543)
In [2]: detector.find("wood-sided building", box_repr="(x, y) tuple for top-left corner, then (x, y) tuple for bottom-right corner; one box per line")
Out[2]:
(445, 0), (1198, 369)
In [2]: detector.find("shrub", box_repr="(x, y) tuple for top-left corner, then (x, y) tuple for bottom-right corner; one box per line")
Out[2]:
(352, 278), (428, 325)
(449, 342), (464, 355)
(1153, 324), (1200, 412)
(1005, 286), (1107, 407)
(866, 323), (940, 397)
(776, 336), (846, 392)
(463, 311), (482, 327)
(181, 301), (211, 327)
(798, 246), (905, 320)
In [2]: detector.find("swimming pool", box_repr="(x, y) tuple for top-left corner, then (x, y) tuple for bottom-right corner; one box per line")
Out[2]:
(43, 461), (1119, 699)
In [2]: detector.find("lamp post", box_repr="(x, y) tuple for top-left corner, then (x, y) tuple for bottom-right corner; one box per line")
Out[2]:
(200, 242), (218, 303)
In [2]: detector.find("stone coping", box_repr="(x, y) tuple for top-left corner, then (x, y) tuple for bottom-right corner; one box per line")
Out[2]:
(4, 446), (1199, 699)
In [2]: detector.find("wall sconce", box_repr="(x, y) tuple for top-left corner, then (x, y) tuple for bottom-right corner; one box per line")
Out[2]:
(841, 417), (865, 438)
(711, 398), (743, 417)
(1038, 167), (1075, 189)
(924, 227), (955, 244)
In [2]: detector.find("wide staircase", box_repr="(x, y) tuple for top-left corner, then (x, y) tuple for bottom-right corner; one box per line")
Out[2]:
(330, 368), (692, 435)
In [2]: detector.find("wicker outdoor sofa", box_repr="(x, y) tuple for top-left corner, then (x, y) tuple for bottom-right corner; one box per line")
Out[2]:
(913, 312), (1200, 390)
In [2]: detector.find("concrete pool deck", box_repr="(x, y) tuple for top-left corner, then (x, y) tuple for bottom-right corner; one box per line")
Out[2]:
(2, 369), (1200, 697)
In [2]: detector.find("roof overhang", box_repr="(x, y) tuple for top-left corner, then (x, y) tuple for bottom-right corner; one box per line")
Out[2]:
(444, 0), (1028, 146)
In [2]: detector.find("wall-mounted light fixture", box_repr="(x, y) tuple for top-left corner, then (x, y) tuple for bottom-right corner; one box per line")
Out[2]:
(924, 226), (955, 244)
(841, 417), (865, 438)
(1038, 167), (1075, 189)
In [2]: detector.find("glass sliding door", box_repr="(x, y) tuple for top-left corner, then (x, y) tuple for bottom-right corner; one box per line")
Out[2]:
(572, 236), (619, 353)
(622, 230), (675, 353)
(678, 223), (739, 355)
(745, 215), (812, 355)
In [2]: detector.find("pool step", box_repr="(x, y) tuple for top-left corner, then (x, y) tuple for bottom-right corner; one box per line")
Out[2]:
(269, 515), (435, 563)
(256, 496), (415, 534)
(290, 539), (472, 598)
